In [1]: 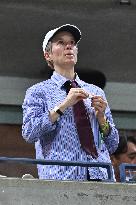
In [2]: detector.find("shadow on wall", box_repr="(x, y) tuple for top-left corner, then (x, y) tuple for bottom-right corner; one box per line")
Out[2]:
(77, 70), (106, 89)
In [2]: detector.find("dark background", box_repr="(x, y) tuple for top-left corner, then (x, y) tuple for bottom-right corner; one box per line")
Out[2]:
(0, 0), (136, 83)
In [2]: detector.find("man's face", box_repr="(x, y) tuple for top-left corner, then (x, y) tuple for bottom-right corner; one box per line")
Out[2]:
(112, 142), (136, 167)
(111, 141), (136, 181)
(118, 142), (136, 164)
(47, 31), (78, 68)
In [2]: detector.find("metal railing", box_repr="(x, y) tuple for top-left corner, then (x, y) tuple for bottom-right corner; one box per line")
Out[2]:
(1, 157), (135, 182)
(0, 156), (114, 181)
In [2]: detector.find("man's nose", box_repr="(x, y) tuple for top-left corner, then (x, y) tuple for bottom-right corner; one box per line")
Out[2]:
(65, 43), (72, 49)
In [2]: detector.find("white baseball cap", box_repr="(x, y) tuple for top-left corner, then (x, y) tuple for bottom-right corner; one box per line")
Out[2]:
(42, 24), (81, 52)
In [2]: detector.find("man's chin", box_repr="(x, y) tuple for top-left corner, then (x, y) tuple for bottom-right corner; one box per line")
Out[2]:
(65, 60), (77, 66)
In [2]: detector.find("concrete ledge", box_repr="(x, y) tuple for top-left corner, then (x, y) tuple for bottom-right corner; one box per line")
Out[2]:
(0, 178), (136, 205)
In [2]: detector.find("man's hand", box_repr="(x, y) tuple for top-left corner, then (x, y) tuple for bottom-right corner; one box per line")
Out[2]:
(63, 88), (89, 108)
(91, 95), (107, 119)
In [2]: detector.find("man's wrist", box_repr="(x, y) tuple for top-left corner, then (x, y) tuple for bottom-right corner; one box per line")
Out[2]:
(53, 100), (69, 116)
(100, 121), (110, 133)
(53, 106), (63, 116)
(98, 114), (110, 136)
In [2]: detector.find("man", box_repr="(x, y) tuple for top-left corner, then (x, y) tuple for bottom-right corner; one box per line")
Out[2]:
(22, 24), (119, 180)
(111, 135), (136, 182)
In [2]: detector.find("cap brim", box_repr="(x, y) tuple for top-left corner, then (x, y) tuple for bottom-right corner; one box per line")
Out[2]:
(51, 24), (81, 43)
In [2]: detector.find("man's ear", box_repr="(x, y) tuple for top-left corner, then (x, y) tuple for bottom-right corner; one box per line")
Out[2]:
(44, 52), (51, 61)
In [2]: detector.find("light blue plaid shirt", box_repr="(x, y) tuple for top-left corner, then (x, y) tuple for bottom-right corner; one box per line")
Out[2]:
(22, 71), (119, 180)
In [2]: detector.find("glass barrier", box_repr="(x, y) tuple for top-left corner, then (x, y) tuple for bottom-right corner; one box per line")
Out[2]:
(119, 163), (136, 183)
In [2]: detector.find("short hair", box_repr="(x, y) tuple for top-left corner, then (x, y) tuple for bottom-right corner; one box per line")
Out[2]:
(44, 41), (54, 69)
(112, 135), (128, 157)
(45, 41), (52, 53)
(112, 135), (136, 157)
(127, 135), (136, 145)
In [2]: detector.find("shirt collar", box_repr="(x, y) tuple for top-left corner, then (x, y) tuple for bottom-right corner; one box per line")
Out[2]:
(51, 71), (84, 88)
